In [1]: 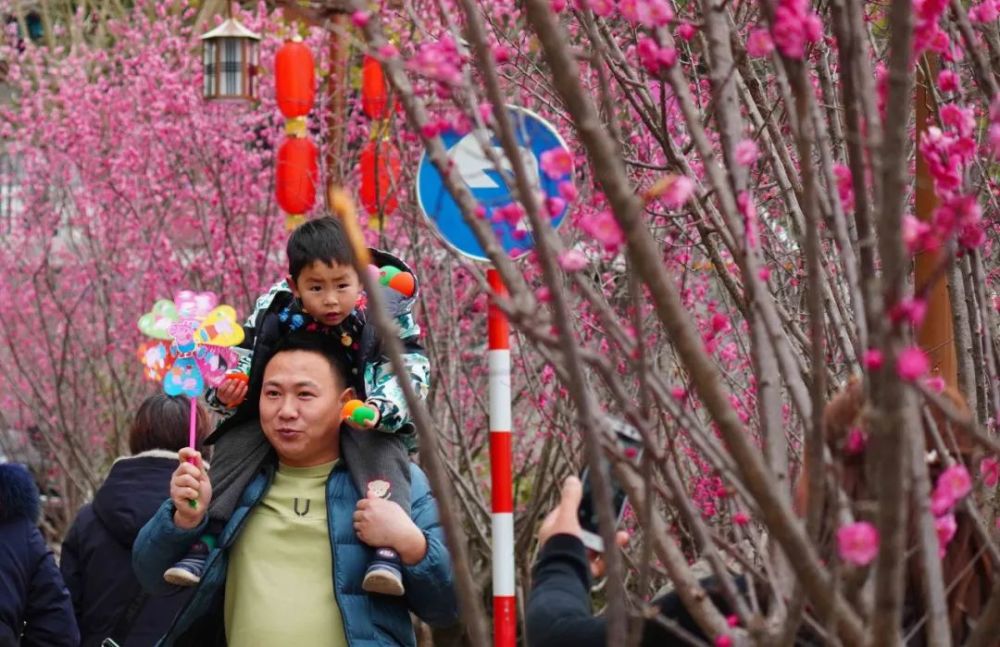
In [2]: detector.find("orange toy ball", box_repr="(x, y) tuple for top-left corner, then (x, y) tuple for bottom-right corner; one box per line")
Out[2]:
(342, 399), (364, 419)
(388, 272), (415, 297)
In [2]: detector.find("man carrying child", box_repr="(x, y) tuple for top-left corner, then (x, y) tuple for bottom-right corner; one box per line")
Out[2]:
(164, 217), (430, 597)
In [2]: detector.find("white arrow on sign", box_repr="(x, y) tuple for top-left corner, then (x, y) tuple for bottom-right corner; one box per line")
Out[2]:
(448, 131), (541, 191)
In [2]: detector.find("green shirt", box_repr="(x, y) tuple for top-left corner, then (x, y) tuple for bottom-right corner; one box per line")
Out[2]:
(224, 460), (348, 647)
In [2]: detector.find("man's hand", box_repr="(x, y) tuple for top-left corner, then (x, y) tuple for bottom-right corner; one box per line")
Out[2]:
(538, 476), (585, 547)
(538, 476), (628, 578)
(216, 376), (248, 408)
(171, 448), (212, 530)
(353, 491), (427, 565)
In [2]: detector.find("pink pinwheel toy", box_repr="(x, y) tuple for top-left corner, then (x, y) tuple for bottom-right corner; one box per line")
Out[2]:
(137, 291), (245, 501)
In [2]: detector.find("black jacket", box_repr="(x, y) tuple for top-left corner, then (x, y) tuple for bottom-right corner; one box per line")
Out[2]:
(526, 534), (734, 647)
(0, 463), (79, 647)
(60, 452), (193, 646)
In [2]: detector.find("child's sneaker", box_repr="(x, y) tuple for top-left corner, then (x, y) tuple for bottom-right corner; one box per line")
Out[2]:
(163, 537), (213, 587)
(164, 555), (206, 586)
(362, 547), (405, 596)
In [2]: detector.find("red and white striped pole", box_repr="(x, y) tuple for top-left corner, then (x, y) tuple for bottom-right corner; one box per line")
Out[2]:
(487, 268), (515, 647)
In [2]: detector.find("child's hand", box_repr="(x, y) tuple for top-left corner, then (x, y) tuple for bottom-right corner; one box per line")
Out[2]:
(342, 399), (380, 430)
(217, 374), (249, 408)
(171, 448), (212, 530)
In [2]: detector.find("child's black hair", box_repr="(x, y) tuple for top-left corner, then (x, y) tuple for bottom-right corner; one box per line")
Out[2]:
(267, 330), (352, 388)
(286, 216), (355, 280)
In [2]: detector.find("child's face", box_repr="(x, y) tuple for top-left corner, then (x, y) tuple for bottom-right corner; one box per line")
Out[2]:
(289, 261), (361, 327)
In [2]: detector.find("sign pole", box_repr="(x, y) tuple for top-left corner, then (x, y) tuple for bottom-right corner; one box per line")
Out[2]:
(487, 268), (515, 647)
(415, 106), (571, 645)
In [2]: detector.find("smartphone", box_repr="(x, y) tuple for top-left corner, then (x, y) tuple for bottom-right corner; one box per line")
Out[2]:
(577, 418), (643, 552)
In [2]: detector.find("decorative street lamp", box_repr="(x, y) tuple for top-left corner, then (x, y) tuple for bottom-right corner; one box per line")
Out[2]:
(200, 9), (261, 103)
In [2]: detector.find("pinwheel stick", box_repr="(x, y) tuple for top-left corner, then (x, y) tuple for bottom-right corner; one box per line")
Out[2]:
(188, 396), (199, 509)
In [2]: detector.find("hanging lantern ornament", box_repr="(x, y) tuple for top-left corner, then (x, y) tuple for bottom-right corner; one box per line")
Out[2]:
(359, 137), (401, 224)
(274, 36), (318, 230)
(361, 55), (391, 121)
(276, 137), (319, 218)
(275, 37), (316, 135)
(200, 5), (261, 103)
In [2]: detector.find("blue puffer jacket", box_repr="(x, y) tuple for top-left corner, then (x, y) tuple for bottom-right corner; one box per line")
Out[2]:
(0, 463), (79, 647)
(132, 461), (458, 646)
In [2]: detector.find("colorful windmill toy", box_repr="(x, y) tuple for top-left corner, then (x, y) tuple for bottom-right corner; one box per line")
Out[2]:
(137, 290), (246, 506)
(377, 265), (415, 297)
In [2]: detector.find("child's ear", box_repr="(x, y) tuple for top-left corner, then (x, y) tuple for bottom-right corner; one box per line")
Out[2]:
(287, 275), (300, 298)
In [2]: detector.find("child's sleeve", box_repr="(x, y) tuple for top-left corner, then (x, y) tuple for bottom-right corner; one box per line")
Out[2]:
(366, 310), (431, 435)
(203, 281), (285, 417)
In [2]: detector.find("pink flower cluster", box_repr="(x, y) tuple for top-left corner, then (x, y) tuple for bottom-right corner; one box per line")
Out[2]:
(620, 0), (675, 27)
(771, 0), (823, 59)
(930, 464), (972, 556)
(990, 96), (1000, 158)
(913, 103), (985, 251)
(637, 36), (678, 75)
(914, 0), (951, 56)
(577, 0), (616, 16)
(407, 36), (465, 85)
(578, 210), (625, 253)
(968, 0), (999, 22)
(931, 464), (971, 515)
(833, 164), (854, 213)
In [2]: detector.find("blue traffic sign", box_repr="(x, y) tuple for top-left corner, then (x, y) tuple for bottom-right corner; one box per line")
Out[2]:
(416, 106), (571, 262)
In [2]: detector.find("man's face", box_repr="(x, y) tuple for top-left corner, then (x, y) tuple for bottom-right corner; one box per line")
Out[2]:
(259, 350), (352, 467)
(290, 261), (362, 327)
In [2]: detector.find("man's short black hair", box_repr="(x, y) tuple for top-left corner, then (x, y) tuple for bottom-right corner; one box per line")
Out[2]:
(266, 331), (352, 389)
(286, 216), (355, 280)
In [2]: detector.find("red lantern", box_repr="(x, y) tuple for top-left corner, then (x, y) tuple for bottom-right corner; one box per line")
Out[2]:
(359, 139), (401, 216)
(275, 40), (315, 119)
(361, 55), (391, 120)
(276, 137), (318, 215)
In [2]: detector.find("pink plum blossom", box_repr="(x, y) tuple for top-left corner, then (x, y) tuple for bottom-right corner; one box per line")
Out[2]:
(980, 457), (999, 488)
(677, 23), (697, 41)
(660, 175), (695, 208)
(837, 521), (879, 566)
(864, 348), (884, 370)
(746, 28), (775, 57)
(931, 464), (972, 515)
(896, 346), (929, 382)
(558, 249), (589, 272)
(937, 69), (959, 93)
(540, 148), (574, 180)
(734, 139), (760, 166)
(834, 164), (854, 212)
(845, 427), (867, 455)
(935, 513), (958, 557)
(578, 210), (625, 253)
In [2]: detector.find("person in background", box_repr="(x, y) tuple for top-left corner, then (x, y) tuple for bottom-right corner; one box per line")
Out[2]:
(60, 393), (210, 646)
(527, 476), (737, 647)
(0, 461), (79, 646)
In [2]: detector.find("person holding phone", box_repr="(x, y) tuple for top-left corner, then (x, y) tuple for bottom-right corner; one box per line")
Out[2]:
(527, 476), (737, 647)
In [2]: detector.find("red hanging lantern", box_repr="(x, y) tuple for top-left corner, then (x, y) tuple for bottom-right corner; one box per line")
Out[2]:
(359, 139), (401, 217)
(361, 55), (391, 120)
(276, 137), (319, 215)
(275, 39), (316, 119)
